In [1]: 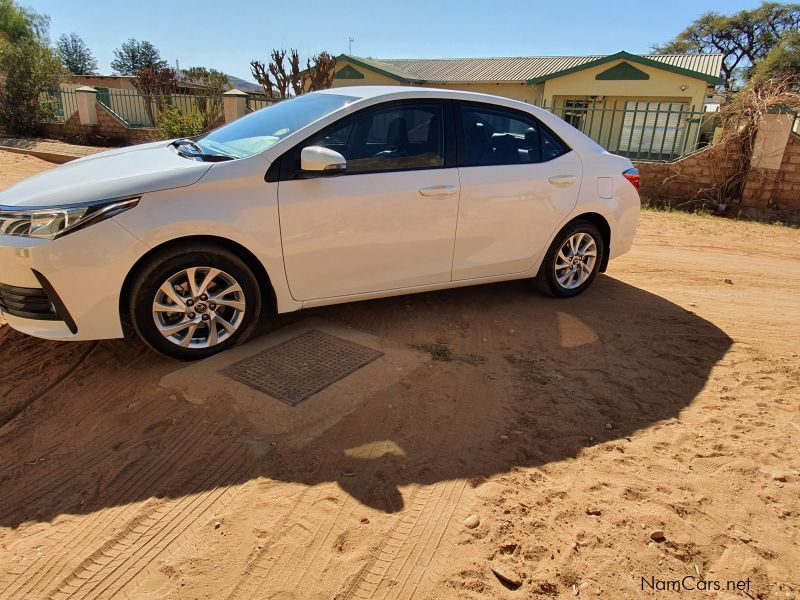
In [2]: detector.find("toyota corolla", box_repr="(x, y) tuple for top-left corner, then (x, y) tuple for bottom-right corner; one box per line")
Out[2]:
(0, 86), (640, 359)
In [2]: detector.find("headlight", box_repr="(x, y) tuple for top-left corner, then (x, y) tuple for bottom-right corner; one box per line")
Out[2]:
(0, 196), (139, 240)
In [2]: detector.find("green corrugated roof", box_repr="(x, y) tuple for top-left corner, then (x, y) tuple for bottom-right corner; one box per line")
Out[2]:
(337, 52), (724, 85)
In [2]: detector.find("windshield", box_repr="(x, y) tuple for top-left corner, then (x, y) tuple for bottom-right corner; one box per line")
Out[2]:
(196, 93), (358, 159)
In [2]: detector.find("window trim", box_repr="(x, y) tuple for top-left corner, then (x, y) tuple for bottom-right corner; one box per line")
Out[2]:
(271, 99), (456, 181)
(454, 100), (571, 168)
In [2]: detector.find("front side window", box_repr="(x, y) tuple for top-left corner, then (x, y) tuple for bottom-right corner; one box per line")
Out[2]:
(308, 103), (445, 174)
(197, 93), (358, 159)
(459, 104), (569, 167)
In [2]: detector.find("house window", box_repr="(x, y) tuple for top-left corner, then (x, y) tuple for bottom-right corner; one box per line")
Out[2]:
(618, 101), (688, 159)
(562, 99), (589, 131)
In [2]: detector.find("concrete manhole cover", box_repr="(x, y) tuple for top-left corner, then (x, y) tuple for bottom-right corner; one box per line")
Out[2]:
(222, 329), (384, 406)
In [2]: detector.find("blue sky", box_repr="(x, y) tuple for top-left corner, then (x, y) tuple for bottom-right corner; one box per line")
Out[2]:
(28, 0), (762, 81)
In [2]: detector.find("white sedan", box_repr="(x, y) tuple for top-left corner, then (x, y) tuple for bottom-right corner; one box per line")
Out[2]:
(0, 87), (639, 359)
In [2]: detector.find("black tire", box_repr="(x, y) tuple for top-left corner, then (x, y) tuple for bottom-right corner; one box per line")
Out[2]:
(128, 243), (262, 360)
(536, 220), (605, 298)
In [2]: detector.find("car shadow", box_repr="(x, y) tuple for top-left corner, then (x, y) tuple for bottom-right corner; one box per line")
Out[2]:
(0, 275), (732, 525)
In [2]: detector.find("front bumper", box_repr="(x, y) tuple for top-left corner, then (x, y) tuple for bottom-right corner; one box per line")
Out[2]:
(0, 219), (149, 341)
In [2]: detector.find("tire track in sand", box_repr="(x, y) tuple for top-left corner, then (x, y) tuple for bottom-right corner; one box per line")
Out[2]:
(45, 442), (249, 599)
(343, 479), (472, 600)
(0, 414), (213, 599)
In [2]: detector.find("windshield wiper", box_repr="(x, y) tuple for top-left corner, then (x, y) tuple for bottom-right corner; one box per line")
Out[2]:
(196, 154), (234, 162)
(171, 138), (235, 162)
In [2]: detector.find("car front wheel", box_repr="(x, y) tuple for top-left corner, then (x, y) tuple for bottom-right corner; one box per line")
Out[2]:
(129, 244), (261, 360)
(537, 220), (605, 298)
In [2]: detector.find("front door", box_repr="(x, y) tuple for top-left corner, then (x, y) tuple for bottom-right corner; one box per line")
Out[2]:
(452, 102), (582, 280)
(278, 101), (459, 301)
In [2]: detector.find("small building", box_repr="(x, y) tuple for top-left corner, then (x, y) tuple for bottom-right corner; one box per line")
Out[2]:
(332, 51), (725, 160)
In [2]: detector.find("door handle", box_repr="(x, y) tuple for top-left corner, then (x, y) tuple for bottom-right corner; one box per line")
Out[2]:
(548, 175), (576, 187)
(419, 185), (458, 197)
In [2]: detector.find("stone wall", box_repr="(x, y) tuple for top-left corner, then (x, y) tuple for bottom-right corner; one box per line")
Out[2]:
(635, 144), (740, 203)
(39, 111), (89, 139)
(746, 133), (800, 209)
(634, 130), (800, 224)
(40, 102), (160, 146)
(95, 102), (129, 140)
(127, 128), (163, 144)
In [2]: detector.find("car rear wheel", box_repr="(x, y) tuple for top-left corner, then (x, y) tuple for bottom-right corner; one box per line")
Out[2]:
(536, 220), (604, 298)
(129, 244), (261, 360)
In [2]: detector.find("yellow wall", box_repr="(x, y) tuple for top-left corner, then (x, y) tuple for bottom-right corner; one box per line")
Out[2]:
(541, 60), (709, 110)
(418, 81), (544, 104)
(331, 66), (404, 87)
(69, 76), (139, 91)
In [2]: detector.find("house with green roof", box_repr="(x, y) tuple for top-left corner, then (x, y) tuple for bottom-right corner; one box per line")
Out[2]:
(333, 51), (723, 107)
(332, 51), (725, 159)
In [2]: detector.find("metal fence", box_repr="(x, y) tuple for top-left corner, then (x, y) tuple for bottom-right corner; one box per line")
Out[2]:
(40, 88), (79, 123)
(39, 89), (746, 162)
(40, 87), (282, 130)
(246, 96), (282, 112)
(92, 89), (223, 128)
(537, 100), (718, 161)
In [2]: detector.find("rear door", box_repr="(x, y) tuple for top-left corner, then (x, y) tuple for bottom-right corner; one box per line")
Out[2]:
(453, 102), (582, 280)
(277, 100), (460, 301)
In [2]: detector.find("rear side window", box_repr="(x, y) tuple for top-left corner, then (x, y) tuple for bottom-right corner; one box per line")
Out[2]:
(541, 126), (569, 162)
(458, 103), (569, 167)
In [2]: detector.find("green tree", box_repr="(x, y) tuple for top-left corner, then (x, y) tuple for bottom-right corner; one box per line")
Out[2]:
(182, 66), (229, 92)
(752, 30), (800, 85)
(111, 38), (166, 75)
(654, 2), (800, 88)
(57, 32), (98, 75)
(181, 67), (228, 128)
(0, 0), (62, 134)
(0, 0), (49, 43)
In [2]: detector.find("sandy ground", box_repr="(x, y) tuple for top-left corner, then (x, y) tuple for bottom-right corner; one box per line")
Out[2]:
(0, 150), (798, 599)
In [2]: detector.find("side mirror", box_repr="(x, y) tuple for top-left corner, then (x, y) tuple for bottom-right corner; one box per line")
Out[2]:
(301, 146), (347, 174)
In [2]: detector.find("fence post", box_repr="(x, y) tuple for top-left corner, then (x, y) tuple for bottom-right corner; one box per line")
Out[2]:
(750, 112), (793, 170)
(75, 86), (98, 126)
(741, 112), (794, 209)
(223, 88), (248, 123)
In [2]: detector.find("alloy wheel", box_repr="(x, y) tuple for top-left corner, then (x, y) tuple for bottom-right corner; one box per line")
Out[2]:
(554, 232), (598, 290)
(151, 266), (246, 349)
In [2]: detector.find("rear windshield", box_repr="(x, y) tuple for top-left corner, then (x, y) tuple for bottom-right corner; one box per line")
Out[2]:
(197, 93), (358, 159)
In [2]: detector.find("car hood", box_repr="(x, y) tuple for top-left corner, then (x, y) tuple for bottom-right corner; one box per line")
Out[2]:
(0, 141), (212, 208)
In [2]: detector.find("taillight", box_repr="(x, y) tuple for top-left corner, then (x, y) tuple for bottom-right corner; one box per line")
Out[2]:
(623, 167), (640, 190)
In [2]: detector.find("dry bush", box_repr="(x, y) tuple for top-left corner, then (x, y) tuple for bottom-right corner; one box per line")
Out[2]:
(250, 49), (336, 98)
(715, 76), (800, 197)
(647, 76), (799, 211)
